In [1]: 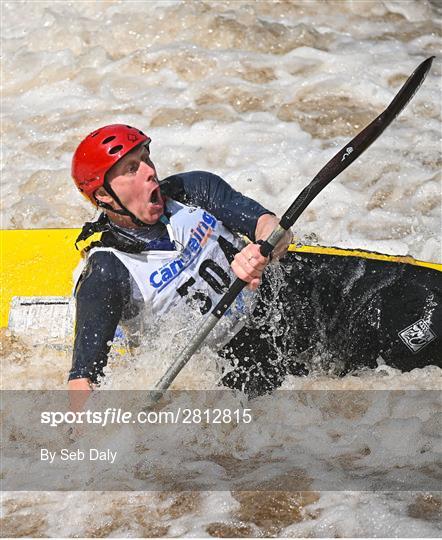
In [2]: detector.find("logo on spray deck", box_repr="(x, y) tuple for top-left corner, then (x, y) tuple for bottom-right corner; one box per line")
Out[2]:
(149, 212), (217, 291)
(398, 319), (436, 353)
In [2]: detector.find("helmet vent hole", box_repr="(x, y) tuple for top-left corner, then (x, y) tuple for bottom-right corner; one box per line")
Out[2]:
(109, 145), (123, 155)
(91, 131), (100, 138)
(102, 136), (116, 144)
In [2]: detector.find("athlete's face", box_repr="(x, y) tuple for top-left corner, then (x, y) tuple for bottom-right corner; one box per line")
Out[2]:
(99, 143), (164, 226)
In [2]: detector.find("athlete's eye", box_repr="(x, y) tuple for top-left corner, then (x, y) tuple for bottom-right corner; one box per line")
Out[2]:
(128, 162), (139, 174)
(141, 152), (151, 164)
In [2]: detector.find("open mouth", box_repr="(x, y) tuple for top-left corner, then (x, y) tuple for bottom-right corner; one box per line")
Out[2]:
(149, 187), (161, 205)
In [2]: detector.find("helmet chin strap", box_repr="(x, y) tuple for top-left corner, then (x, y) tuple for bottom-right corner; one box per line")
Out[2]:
(96, 181), (152, 228)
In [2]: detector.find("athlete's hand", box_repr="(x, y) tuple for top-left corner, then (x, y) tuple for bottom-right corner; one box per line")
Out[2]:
(231, 242), (269, 291)
(68, 378), (92, 412)
(254, 213), (292, 260)
(231, 214), (292, 290)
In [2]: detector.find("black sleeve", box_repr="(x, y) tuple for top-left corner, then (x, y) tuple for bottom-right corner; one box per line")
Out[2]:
(68, 251), (131, 384)
(159, 171), (274, 241)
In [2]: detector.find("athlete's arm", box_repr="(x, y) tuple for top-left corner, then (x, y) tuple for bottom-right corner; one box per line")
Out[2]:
(160, 171), (274, 240)
(68, 252), (131, 388)
(161, 171), (291, 290)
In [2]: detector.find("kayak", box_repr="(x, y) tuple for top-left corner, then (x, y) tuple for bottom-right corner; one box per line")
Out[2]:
(1, 228), (441, 337)
(1, 228), (80, 330)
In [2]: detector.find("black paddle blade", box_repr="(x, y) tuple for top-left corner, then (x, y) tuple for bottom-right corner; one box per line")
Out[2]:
(279, 56), (435, 230)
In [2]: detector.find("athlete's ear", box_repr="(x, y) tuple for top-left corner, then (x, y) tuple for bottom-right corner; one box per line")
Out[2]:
(94, 187), (115, 207)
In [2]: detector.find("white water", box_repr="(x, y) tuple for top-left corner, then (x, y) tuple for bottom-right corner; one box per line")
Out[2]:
(1, 0), (441, 538)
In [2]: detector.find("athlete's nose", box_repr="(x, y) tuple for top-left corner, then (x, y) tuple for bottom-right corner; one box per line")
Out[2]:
(140, 160), (156, 180)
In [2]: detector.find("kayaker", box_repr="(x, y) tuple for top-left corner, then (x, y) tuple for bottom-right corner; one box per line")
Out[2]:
(68, 124), (441, 401)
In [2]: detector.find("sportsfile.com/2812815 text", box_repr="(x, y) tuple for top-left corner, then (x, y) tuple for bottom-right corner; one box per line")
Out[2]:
(40, 407), (253, 427)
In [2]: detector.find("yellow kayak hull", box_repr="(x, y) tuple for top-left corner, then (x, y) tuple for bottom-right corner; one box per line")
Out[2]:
(1, 229), (80, 327)
(1, 228), (441, 328)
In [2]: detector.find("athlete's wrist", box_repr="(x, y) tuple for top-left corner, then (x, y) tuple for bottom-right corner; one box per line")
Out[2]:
(254, 214), (292, 260)
(68, 378), (93, 412)
(68, 377), (93, 390)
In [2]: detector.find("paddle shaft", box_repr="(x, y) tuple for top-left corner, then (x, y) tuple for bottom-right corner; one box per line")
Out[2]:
(152, 56), (434, 399)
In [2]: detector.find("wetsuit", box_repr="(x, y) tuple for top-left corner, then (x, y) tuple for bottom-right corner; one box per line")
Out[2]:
(70, 171), (442, 396)
(69, 171), (272, 382)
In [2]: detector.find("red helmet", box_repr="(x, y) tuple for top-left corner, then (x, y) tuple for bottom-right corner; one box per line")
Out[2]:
(71, 124), (150, 203)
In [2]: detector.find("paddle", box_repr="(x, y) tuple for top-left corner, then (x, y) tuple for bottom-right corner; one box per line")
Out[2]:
(150, 56), (434, 403)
